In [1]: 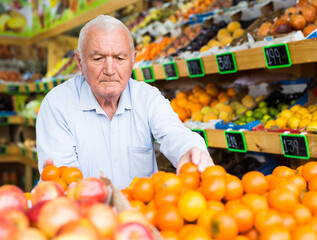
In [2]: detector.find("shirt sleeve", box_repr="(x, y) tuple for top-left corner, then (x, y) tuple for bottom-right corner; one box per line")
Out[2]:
(36, 96), (80, 174)
(148, 89), (208, 167)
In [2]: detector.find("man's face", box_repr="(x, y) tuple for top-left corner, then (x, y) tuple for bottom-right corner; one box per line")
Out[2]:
(76, 26), (135, 101)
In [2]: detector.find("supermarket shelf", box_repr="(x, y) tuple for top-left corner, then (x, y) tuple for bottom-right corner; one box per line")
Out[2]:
(206, 129), (317, 158)
(0, 145), (37, 167)
(0, 116), (36, 126)
(0, 0), (141, 46)
(134, 38), (317, 81)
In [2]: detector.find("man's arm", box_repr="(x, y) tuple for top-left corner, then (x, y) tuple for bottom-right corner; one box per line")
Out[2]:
(36, 96), (79, 174)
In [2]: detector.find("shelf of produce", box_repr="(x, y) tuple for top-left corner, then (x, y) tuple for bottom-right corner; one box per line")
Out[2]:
(0, 0), (142, 46)
(134, 38), (317, 81)
(0, 116), (37, 126)
(206, 129), (317, 158)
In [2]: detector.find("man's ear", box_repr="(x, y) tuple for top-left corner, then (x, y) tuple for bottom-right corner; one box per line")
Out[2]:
(132, 50), (137, 69)
(75, 50), (84, 74)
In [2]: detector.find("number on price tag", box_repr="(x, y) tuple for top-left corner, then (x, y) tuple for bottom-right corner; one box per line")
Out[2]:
(163, 62), (179, 80)
(191, 129), (208, 148)
(0, 116), (8, 126)
(215, 52), (237, 74)
(6, 84), (20, 94)
(186, 58), (205, 77)
(0, 145), (6, 155)
(280, 134), (310, 159)
(263, 43), (291, 69)
(225, 131), (247, 152)
(141, 66), (155, 83)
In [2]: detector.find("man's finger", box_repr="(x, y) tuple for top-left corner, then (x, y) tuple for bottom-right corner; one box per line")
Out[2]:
(190, 147), (201, 165)
(43, 158), (54, 169)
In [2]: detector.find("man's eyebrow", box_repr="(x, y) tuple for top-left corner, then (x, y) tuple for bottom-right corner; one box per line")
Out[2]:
(89, 51), (128, 58)
(89, 51), (104, 57)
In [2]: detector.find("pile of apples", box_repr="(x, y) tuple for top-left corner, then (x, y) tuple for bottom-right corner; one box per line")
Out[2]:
(0, 172), (154, 239)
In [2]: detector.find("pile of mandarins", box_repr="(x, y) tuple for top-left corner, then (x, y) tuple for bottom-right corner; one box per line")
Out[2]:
(0, 166), (155, 240)
(121, 161), (317, 240)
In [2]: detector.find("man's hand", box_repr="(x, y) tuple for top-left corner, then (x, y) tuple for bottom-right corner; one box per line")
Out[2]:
(43, 158), (54, 169)
(176, 147), (214, 174)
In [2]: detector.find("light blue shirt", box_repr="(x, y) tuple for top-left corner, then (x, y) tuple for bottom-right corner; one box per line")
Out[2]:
(36, 75), (207, 189)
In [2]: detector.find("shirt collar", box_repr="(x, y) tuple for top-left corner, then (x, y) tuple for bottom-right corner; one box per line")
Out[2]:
(78, 77), (132, 114)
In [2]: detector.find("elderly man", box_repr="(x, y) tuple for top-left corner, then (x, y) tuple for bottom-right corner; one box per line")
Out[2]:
(36, 15), (214, 189)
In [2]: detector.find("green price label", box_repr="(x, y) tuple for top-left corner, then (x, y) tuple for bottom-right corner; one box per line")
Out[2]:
(36, 83), (41, 93)
(225, 131), (247, 153)
(43, 82), (49, 93)
(6, 84), (20, 94)
(131, 69), (137, 80)
(52, 80), (58, 87)
(32, 150), (37, 161)
(280, 134), (310, 159)
(263, 43), (292, 69)
(141, 66), (155, 83)
(25, 118), (29, 126)
(24, 84), (30, 94)
(0, 116), (8, 126)
(191, 129), (208, 148)
(0, 145), (6, 155)
(21, 147), (26, 157)
(163, 62), (179, 80)
(215, 52), (237, 74)
(186, 58), (205, 78)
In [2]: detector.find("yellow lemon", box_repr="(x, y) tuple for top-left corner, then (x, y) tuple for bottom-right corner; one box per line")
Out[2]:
(296, 107), (309, 115)
(227, 21), (242, 33)
(301, 113), (312, 120)
(308, 104), (317, 113)
(287, 116), (301, 129)
(265, 119), (276, 129)
(203, 113), (218, 123)
(280, 109), (293, 119)
(299, 119), (311, 128)
(290, 104), (301, 113)
(191, 112), (204, 122)
(275, 117), (288, 129)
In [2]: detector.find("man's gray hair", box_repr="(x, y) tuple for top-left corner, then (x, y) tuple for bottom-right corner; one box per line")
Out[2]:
(78, 15), (135, 61)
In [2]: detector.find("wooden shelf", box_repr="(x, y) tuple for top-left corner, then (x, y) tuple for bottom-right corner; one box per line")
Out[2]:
(0, 0), (142, 46)
(206, 129), (317, 158)
(134, 38), (317, 81)
(0, 116), (36, 126)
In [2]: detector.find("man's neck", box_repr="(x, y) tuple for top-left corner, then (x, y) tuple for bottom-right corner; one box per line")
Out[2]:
(96, 95), (120, 120)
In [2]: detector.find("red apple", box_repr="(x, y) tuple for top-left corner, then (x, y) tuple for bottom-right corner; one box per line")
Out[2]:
(1, 209), (29, 230)
(0, 215), (16, 240)
(15, 227), (47, 240)
(114, 222), (154, 240)
(74, 177), (109, 203)
(27, 200), (48, 227)
(57, 218), (99, 239)
(85, 203), (118, 238)
(38, 197), (80, 238)
(0, 185), (28, 212)
(31, 181), (64, 205)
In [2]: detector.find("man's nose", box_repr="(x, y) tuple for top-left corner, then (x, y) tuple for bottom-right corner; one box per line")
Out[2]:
(103, 57), (116, 76)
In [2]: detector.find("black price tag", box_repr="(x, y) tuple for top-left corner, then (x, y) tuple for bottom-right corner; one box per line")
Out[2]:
(163, 62), (179, 80)
(52, 80), (58, 87)
(32, 150), (37, 161)
(43, 82), (49, 93)
(21, 147), (26, 157)
(24, 84), (30, 94)
(36, 83), (41, 93)
(186, 58), (205, 78)
(225, 131), (247, 152)
(215, 52), (237, 74)
(0, 116), (8, 126)
(263, 43), (292, 69)
(6, 84), (20, 94)
(131, 69), (136, 80)
(191, 129), (208, 148)
(141, 66), (155, 83)
(0, 145), (6, 155)
(281, 134), (310, 159)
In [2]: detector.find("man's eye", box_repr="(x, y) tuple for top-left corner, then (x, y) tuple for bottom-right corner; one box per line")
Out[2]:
(116, 57), (124, 60)
(93, 57), (102, 61)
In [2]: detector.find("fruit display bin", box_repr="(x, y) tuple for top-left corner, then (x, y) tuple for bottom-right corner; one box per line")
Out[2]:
(215, 119), (261, 131)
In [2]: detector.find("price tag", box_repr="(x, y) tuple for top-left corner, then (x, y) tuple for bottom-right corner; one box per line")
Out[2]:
(191, 129), (208, 148)
(0, 145), (6, 155)
(35, 82), (41, 93)
(225, 131), (247, 152)
(263, 43), (292, 69)
(131, 69), (136, 80)
(43, 82), (49, 93)
(21, 147), (26, 157)
(163, 62), (179, 80)
(6, 84), (20, 94)
(141, 66), (155, 83)
(24, 84), (30, 94)
(186, 58), (205, 78)
(280, 134), (310, 159)
(0, 116), (8, 126)
(52, 80), (58, 87)
(25, 118), (29, 126)
(215, 52), (237, 74)
(32, 150), (37, 161)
